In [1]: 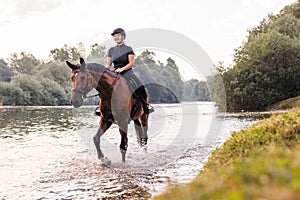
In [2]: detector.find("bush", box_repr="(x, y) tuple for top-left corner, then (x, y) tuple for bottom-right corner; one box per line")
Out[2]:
(38, 77), (69, 105)
(10, 74), (44, 105)
(0, 82), (26, 105)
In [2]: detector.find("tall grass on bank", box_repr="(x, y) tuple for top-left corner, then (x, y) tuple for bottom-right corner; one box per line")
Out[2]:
(155, 107), (300, 200)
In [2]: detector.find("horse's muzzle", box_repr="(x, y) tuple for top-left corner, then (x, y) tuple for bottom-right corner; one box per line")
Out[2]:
(71, 98), (83, 108)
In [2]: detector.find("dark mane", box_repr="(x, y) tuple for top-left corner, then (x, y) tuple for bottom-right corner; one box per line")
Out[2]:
(86, 63), (117, 76)
(86, 63), (106, 73)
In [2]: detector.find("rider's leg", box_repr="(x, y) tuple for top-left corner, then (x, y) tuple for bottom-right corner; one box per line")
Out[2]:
(136, 86), (150, 114)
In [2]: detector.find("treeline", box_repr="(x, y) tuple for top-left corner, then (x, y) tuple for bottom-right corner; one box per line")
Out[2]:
(211, 1), (300, 111)
(133, 50), (210, 103)
(0, 58), (71, 106)
(0, 45), (211, 106)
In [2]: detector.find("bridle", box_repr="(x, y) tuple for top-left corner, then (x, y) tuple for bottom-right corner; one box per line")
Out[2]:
(72, 69), (92, 98)
(72, 68), (119, 98)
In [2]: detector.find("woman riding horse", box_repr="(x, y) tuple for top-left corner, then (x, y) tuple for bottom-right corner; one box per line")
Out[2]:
(107, 28), (153, 115)
(66, 29), (153, 165)
(67, 57), (150, 165)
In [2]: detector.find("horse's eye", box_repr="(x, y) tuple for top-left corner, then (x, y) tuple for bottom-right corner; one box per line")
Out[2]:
(80, 76), (86, 81)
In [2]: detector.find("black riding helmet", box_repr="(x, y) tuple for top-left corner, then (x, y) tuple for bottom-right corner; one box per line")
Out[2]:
(111, 28), (126, 39)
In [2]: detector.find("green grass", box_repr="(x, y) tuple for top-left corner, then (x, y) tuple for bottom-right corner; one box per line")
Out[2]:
(268, 96), (300, 110)
(155, 107), (300, 200)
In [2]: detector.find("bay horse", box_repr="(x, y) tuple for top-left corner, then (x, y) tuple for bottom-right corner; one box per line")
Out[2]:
(66, 58), (148, 165)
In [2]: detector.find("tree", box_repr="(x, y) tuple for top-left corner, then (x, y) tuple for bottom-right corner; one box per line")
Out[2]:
(0, 82), (25, 105)
(49, 44), (83, 62)
(196, 81), (211, 101)
(182, 79), (212, 102)
(207, 70), (227, 111)
(8, 52), (41, 75)
(137, 49), (156, 64)
(38, 77), (69, 105)
(182, 79), (198, 101)
(134, 50), (184, 102)
(76, 42), (86, 59)
(166, 57), (179, 73)
(50, 46), (70, 62)
(231, 30), (300, 110)
(217, 1), (300, 111)
(0, 59), (12, 82)
(11, 74), (44, 105)
(34, 62), (72, 96)
(86, 43), (107, 64)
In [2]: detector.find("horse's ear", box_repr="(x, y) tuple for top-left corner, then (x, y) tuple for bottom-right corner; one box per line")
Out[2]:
(80, 57), (86, 70)
(80, 57), (85, 65)
(66, 61), (77, 71)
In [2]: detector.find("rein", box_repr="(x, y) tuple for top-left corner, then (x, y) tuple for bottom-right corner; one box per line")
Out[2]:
(97, 69), (120, 98)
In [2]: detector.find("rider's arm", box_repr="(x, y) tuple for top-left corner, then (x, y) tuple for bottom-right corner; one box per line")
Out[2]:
(106, 56), (112, 68)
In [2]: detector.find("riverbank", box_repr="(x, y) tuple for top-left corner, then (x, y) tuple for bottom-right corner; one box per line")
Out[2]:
(155, 106), (300, 199)
(267, 96), (300, 111)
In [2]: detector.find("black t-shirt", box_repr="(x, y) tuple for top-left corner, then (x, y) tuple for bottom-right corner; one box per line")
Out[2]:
(108, 44), (135, 70)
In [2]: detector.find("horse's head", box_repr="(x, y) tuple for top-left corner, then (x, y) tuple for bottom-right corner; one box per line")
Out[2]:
(66, 58), (94, 108)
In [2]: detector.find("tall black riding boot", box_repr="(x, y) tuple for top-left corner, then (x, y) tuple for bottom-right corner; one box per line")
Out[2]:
(137, 86), (154, 114)
(142, 102), (150, 114)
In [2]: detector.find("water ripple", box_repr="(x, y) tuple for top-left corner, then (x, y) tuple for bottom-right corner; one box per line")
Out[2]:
(0, 104), (268, 199)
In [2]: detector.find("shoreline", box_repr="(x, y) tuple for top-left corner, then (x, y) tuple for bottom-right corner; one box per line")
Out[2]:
(154, 106), (300, 199)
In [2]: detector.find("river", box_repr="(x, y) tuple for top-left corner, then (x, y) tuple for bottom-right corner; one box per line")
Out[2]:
(0, 102), (269, 199)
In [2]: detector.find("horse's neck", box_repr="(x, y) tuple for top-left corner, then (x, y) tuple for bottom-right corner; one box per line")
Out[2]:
(89, 69), (116, 92)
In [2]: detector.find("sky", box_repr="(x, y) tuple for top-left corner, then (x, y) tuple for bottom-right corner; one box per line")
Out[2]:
(0, 0), (296, 79)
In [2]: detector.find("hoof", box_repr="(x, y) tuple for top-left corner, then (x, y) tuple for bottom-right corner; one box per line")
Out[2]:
(100, 156), (111, 166)
(120, 149), (126, 162)
(140, 138), (147, 146)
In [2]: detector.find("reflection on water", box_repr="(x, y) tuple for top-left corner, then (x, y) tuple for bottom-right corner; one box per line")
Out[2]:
(0, 104), (273, 199)
(0, 107), (78, 139)
(0, 107), (82, 199)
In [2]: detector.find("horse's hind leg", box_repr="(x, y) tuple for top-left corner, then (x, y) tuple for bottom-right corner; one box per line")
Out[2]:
(141, 113), (149, 145)
(93, 119), (112, 164)
(118, 122), (128, 162)
(134, 114), (148, 146)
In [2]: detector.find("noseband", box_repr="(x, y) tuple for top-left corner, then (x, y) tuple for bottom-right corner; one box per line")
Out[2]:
(72, 68), (119, 98)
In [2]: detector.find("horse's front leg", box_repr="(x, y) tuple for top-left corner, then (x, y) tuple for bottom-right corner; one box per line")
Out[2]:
(118, 122), (128, 162)
(134, 119), (143, 145)
(93, 119), (112, 164)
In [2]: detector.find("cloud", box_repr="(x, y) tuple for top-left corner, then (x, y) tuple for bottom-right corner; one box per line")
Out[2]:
(0, 0), (64, 21)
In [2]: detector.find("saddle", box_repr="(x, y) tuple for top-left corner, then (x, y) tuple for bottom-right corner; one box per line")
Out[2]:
(95, 76), (153, 120)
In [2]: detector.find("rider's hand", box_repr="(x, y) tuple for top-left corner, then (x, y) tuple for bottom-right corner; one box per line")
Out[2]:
(115, 67), (125, 73)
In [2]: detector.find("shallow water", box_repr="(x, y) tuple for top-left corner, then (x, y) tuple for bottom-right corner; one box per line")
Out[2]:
(0, 103), (271, 199)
